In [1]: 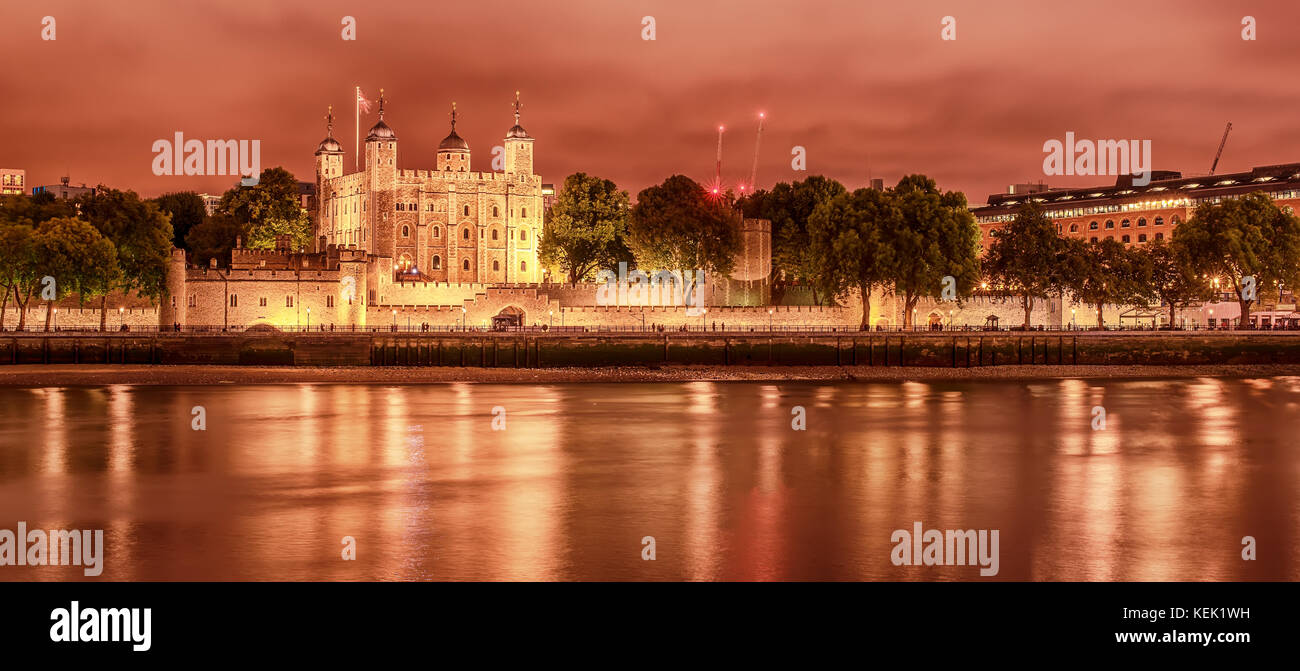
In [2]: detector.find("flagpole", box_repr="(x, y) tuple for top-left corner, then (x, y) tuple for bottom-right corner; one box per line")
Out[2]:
(354, 86), (360, 170)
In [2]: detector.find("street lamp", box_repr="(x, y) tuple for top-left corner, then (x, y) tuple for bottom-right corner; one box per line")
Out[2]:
(912, 308), (917, 331)
(52, 307), (57, 331)
(306, 306), (311, 331)
(702, 307), (708, 331)
(1071, 307), (1076, 330)
(392, 309), (397, 331)
(119, 306), (124, 330)
(769, 308), (774, 332)
(461, 306), (466, 331)
(549, 309), (553, 330)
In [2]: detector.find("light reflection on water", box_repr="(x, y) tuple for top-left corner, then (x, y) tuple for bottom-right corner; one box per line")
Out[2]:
(0, 378), (1297, 581)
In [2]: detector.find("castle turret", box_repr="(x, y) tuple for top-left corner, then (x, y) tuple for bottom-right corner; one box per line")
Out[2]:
(364, 89), (398, 258)
(437, 102), (471, 172)
(314, 105), (344, 252)
(158, 247), (187, 330)
(503, 91), (534, 176)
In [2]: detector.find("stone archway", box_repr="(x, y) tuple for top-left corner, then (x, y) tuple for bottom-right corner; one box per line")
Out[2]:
(492, 305), (526, 330)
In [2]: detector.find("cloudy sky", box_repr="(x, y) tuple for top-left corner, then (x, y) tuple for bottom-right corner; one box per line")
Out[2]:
(3, 0), (1299, 205)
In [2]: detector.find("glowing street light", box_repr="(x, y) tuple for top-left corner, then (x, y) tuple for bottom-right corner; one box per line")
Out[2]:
(549, 309), (553, 329)
(769, 307), (774, 332)
(306, 306), (311, 331)
(461, 306), (466, 331)
(702, 307), (708, 331)
(119, 306), (124, 330)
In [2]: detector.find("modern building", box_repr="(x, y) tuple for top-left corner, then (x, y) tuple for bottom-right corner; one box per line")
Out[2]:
(198, 193), (222, 216)
(31, 177), (93, 200)
(1, 169), (25, 196)
(972, 163), (1300, 250)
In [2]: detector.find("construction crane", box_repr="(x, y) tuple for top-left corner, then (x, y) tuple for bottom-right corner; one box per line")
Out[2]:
(748, 112), (765, 192)
(1209, 122), (1232, 175)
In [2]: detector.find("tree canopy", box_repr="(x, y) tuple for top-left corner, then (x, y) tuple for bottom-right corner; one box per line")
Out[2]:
(629, 175), (739, 276)
(743, 176), (848, 305)
(217, 167), (311, 251)
(886, 175), (981, 327)
(982, 204), (1070, 328)
(540, 172), (633, 282)
(807, 187), (894, 328)
(153, 191), (208, 249)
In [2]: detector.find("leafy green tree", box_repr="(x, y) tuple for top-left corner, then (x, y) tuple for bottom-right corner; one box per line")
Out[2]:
(185, 213), (247, 268)
(982, 204), (1070, 328)
(1174, 192), (1300, 327)
(1062, 238), (1149, 329)
(1143, 238), (1215, 327)
(886, 175), (981, 327)
(629, 175), (739, 275)
(76, 187), (174, 328)
(0, 221), (38, 330)
(743, 176), (847, 305)
(808, 187), (895, 328)
(217, 167), (311, 251)
(153, 191), (208, 249)
(540, 173), (633, 282)
(32, 217), (121, 331)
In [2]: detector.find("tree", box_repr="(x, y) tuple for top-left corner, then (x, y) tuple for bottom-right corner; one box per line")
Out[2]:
(185, 213), (247, 268)
(32, 217), (121, 331)
(743, 176), (847, 305)
(885, 175), (981, 327)
(217, 167), (311, 251)
(807, 187), (895, 328)
(629, 175), (739, 276)
(153, 192), (208, 249)
(1174, 192), (1300, 327)
(982, 204), (1070, 328)
(0, 221), (38, 330)
(1062, 238), (1150, 329)
(539, 173), (633, 282)
(1143, 238), (1215, 327)
(76, 187), (174, 329)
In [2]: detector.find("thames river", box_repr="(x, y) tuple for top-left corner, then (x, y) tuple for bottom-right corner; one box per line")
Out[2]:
(1, 378), (1296, 580)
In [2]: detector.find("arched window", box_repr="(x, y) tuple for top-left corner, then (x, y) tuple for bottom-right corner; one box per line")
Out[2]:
(462, 259), (470, 271)
(1121, 234), (1131, 243)
(1138, 233), (1147, 242)
(1154, 216), (1164, 226)
(462, 227), (470, 240)
(1121, 219), (1130, 228)
(1105, 220), (1115, 229)
(463, 205), (470, 216)
(432, 255), (441, 269)
(401, 225), (410, 238)
(493, 260), (500, 271)
(520, 260), (527, 272)
(1138, 218), (1147, 227)
(520, 229), (527, 241)
(1089, 221), (1099, 230)
(1171, 215), (1181, 225)
(1090, 237), (1098, 243)
(522, 207), (527, 218)
(433, 226), (440, 238)
(493, 206), (499, 217)
(1069, 223), (1079, 233)
(491, 229), (498, 240)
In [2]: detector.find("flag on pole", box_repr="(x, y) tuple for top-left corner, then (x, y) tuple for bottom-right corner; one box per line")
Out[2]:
(356, 88), (372, 114)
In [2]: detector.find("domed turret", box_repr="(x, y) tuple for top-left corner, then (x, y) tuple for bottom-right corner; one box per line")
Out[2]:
(437, 103), (471, 172)
(366, 90), (397, 141)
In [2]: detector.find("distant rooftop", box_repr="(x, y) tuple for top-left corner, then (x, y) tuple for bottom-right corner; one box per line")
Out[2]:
(977, 163), (1300, 211)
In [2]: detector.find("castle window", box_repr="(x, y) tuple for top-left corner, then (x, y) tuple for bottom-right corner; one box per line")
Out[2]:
(463, 259), (470, 271)
(520, 260), (527, 272)
(1105, 220), (1115, 229)
(462, 227), (469, 240)
(188, 294), (196, 307)
(327, 295), (334, 307)
(396, 203), (403, 211)
(520, 230), (527, 241)
(493, 260), (500, 271)
(463, 205), (470, 216)
(480, 229), (484, 239)
(433, 226), (440, 238)
(493, 206), (499, 217)
(402, 225), (410, 238)
(432, 255), (441, 269)
(1138, 217), (1147, 227)
(230, 294), (238, 307)
(1089, 221), (1098, 230)
(492, 229), (498, 240)
(286, 296), (294, 307)
(259, 297), (267, 307)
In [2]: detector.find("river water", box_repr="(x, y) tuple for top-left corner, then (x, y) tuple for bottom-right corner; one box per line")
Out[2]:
(1, 378), (1296, 580)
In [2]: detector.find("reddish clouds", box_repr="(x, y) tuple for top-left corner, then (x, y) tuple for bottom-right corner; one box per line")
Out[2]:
(2, 0), (1299, 204)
